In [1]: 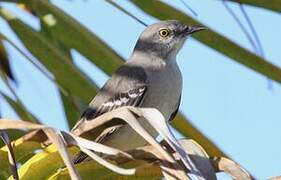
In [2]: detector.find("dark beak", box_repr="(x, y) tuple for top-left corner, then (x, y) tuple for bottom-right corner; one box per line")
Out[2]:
(189, 25), (207, 34)
(181, 25), (206, 36)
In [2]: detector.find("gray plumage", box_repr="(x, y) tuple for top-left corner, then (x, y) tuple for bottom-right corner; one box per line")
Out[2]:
(71, 20), (205, 164)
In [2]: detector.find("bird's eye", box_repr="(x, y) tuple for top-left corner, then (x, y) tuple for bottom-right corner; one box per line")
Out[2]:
(159, 29), (170, 37)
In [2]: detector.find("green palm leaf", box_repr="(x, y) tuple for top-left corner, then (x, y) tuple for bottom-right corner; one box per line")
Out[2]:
(0, 8), (98, 104)
(0, 92), (38, 123)
(225, 0), (281, 13)
(39, 18), (84, 129)
(49, 161), (162, 180)
(0, 137), (42, 179)
(23, 0), (125, 74)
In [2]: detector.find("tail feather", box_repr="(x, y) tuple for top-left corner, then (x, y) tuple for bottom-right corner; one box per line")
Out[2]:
(73, 151), (89, 164)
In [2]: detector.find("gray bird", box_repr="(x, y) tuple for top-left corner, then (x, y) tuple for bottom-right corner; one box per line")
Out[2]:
(71, 20), (205, 164)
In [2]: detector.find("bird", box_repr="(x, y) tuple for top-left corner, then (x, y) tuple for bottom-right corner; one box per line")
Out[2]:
(71, 20), (206, 164)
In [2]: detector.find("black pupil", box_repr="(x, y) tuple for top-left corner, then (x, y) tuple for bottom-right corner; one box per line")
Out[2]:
(162, 30), (167, 36)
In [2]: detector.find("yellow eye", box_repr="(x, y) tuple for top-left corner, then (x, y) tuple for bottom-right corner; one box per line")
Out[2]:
(159, 29), (170, 37)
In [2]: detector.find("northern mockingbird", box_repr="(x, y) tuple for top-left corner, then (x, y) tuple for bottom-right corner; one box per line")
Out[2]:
(71, 20), (205, 164)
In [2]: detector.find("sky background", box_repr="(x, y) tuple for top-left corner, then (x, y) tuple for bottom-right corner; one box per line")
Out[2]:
(0, 0), (281, 179)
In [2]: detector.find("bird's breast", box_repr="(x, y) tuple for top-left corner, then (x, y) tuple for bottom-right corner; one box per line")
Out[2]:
(143, 63), (182, 120)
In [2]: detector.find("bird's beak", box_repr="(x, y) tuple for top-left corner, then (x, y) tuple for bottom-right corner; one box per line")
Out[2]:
(188, 25), (207, 34)
(181, 25), (206, 36)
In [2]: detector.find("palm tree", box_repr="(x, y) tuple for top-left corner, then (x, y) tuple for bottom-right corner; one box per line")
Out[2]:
(0, 0), (280, 179)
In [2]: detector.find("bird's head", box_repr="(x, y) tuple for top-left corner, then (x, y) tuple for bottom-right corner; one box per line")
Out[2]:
(134, 20), (206, 60)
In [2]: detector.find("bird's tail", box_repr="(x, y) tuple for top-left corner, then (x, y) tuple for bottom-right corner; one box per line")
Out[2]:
(72, 151), (90, 164)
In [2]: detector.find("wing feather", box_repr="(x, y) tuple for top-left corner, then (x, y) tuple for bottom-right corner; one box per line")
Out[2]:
(168, 94), (181, 122)
(83, 85), (146, 121)
(71, 65), (148, 164)
(71, 86), (147, 164)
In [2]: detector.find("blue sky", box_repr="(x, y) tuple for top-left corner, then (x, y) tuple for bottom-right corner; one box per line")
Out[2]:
(0, 0), (280, 179)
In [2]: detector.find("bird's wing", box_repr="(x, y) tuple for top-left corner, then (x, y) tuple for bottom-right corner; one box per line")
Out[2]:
(71, 86), (147, 164)
(83, 85), (146, 120)
(168, 94), (181, 122)
(71, 64), (148, 133)
(71, 64), (148, 164)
